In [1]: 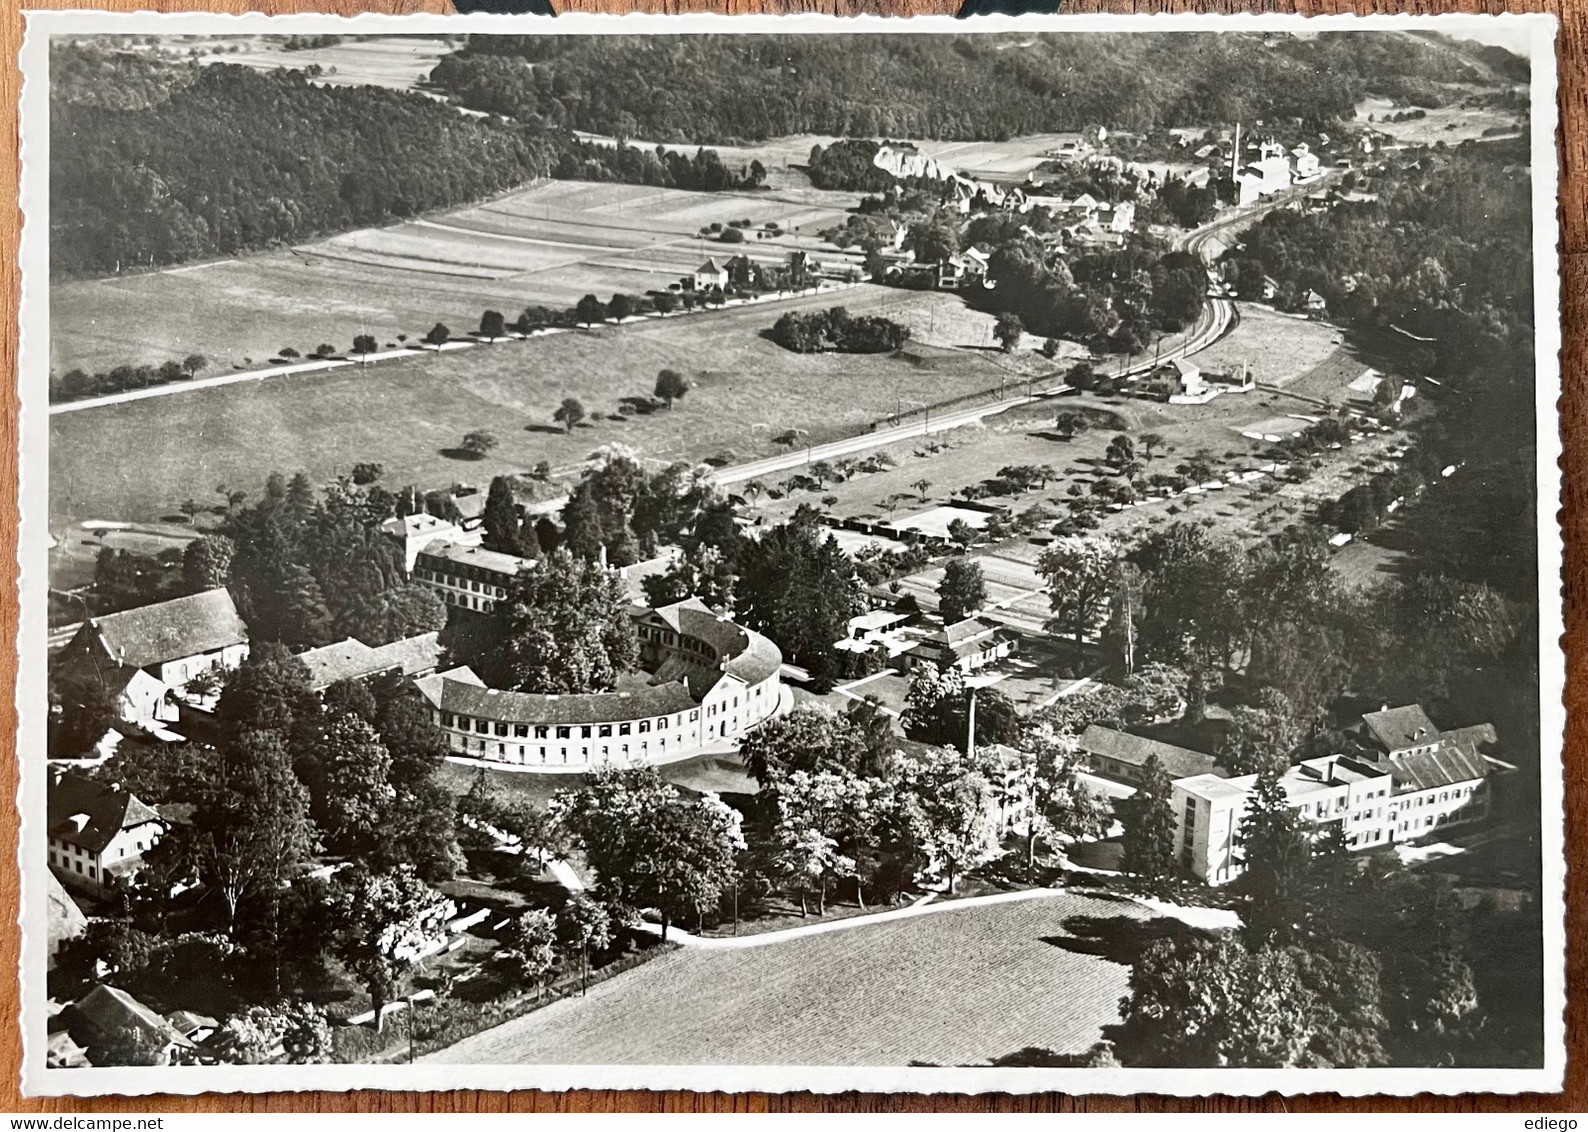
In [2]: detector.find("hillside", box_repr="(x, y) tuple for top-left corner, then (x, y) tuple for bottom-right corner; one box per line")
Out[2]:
(429, 30), (1519, 143)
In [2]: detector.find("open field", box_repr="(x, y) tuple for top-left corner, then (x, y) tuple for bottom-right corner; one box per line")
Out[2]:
(51, 178), (863, 376)
(1355, 95), (1524, 146)
(49, 285), (1017, 530)
(424, 890), (1158, 1066)
(191, 35), (453, 92)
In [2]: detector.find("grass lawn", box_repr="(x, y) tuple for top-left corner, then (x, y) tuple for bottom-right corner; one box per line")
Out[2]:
(48, 285), (1012, 529)
(50, 176), (860, 376)
(423, 889), (1167, 1066)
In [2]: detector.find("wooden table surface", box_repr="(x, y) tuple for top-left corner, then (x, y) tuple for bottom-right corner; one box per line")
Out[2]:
(1, 0), (1581, 1112)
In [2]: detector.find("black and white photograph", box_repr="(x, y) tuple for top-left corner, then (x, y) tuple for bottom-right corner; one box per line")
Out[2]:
(15, 10), (1565, 1096)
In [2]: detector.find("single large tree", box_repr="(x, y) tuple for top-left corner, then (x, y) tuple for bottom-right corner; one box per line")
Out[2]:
(895, 743), (1000, 895)
(448, 548), (638, 695)
(937, 558), (987, 624)
(1238, 768), (1318, 947)
(1038, 534), (1121, 654)
(497, 908), (560, 998)
(654, 368), (691, 408)
(554, 398), (586, 434)
(311, 715), (395, 855)
(481, 475), (524, 556)
(574, 294), (607, 327)
(738, 705), (872, 786)
(1016, 725), (1111, 876)
(554, 766), (743, 940)
(1119, 753), (1178, 890)
(183, 534), (236, 592)
(332, 866), (454, 1030)
(556, 893), (614, 995)
(479, 309), (506, 342)
(735, 507), (863, 693)
(994, 311), (1025, 353)
(194, 730), (316, 934)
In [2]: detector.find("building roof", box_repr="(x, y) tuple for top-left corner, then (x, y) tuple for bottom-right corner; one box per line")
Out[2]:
(73, 985), (193, 1050)
(1387, 744), (1490, 792)
(1441, 722), (1499, 759)
(1361, 704), (1441, 752)
(697, 257), (724, 275)
(1079, 724), (1221, 781)
(378, 513), (460, 541)
(297, 638), (379, 690)
(416, 667), (700, 726)
(417, 540), (532, 578)
(77, 588), (246, 670)
(927, 616), (1003, 647)
(299, 633), (443, 691)
(165, 1010), (219, 1038)
(48, 773), (163, 854)
(1174, 772), (1249, 802)
(647, 598), (783, 685)
(47, 870), (87, 954)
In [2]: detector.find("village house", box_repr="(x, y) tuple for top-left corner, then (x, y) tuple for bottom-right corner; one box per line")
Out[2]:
(57, 587), (250, 699)
(905, 616), (1018, 674)
(47, 771), (166, 898)
(412, 541), (534, 615)
(693, 257), (728, 291)
(937, 247), (991, 290)
(1171, 705), (1507, 885)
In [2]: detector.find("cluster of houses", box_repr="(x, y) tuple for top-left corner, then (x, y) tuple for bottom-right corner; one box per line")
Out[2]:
(1078, 703), (1510, 885)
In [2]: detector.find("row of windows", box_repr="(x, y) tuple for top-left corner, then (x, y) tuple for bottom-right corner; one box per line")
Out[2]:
(416, 564), (511, 595)
(438, 685), (767, 741)
(460, 735), (675, 763)
(49, 849), (96, 879)
(440, 711), (699, 739)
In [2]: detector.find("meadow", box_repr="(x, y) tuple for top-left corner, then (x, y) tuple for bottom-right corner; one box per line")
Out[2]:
(424, 890), (1155, 1066)
(50, 178), (860, 376)
(48, 285), (1015, 530)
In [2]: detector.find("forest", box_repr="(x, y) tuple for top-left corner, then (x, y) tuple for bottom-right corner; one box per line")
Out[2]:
(427, 31), (1516, 144)
(49, 46), (763, 278)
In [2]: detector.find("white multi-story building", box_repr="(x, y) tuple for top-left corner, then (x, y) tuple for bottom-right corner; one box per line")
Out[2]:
(416, 598), (785, 770)
(1172, 705), (1503, 885)
(47, 772), (166, 898)
(412, 541), (533, 615)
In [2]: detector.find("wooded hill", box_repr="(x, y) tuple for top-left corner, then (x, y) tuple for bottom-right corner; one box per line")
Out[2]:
(429, 31), (1522, 143)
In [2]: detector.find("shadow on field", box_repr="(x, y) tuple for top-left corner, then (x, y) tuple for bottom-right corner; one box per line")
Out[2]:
(439, 448), (489, 462)
(523, 423), (567, 436)
(1043, 914), (1206, 966)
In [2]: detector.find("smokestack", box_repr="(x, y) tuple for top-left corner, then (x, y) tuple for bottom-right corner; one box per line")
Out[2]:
(1232, 122), (1241, 184)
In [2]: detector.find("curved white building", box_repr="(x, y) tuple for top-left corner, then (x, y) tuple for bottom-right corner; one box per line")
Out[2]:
(415, 598), (785, 770)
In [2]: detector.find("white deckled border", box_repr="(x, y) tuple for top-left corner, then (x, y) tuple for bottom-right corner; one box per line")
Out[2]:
(14, 7), (1566, 1098)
